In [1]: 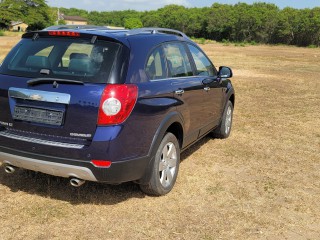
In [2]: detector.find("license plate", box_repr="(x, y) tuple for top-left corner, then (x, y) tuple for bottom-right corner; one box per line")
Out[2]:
(13, 106), (64, 126)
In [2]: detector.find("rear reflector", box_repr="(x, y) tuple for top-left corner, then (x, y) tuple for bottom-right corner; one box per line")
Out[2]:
(48, 31), (80, 37)
(91, 160), (112, 168)
(98, 84), (138, 125)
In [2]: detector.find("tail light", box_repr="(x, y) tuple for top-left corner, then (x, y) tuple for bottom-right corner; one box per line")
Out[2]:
(97, 84), (138, 125)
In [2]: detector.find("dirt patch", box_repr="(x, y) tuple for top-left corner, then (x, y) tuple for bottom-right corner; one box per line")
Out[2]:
(0, 38), (319, 239)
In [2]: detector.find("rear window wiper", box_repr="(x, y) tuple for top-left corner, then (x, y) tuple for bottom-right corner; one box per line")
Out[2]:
(27, 78), (84, 87)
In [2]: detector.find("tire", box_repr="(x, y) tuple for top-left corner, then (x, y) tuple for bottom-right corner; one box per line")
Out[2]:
(212, 100), (233, 139)
(140, 132), (180, 196)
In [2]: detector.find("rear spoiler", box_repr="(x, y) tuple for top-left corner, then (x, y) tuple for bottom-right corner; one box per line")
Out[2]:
(22, 29), (129, 48)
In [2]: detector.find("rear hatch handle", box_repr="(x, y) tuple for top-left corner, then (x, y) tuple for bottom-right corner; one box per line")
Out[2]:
(27, 78), (84, 87)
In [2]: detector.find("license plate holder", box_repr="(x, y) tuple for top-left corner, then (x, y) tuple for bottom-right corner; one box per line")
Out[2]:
(13, 106), (64, 126)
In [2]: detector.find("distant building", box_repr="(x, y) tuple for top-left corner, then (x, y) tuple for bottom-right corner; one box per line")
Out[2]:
(60, 14), (88, 25)
(9, 21), (28, 32)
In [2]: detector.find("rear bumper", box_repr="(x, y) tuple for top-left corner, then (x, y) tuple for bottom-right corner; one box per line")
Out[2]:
(0, 151), (98, 181)
(0, 146), (150, 184)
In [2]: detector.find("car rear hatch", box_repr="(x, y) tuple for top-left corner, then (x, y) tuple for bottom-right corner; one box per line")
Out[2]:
(0, 30), (129, 151)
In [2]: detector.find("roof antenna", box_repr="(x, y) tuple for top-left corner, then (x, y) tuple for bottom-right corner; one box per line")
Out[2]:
(32, 33), (39, 41)
(91, 35), (97, 44)
(53, 81), (59, 88)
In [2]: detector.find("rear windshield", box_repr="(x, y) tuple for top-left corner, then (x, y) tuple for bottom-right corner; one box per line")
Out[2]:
(0, 37), (121, 83)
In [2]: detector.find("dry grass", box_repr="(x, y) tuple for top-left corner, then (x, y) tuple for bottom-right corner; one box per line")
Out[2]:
(0, 37), (319, 239)
(0, 36), (20, 62)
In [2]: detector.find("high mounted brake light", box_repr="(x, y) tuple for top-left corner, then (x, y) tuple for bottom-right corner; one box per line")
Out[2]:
(48, 31), (80, 37)
(97, 84), (138, 125)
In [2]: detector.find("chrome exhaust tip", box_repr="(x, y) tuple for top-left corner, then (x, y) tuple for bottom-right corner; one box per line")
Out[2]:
(70, 178), (85, 187)
(4, 165), (16, 174)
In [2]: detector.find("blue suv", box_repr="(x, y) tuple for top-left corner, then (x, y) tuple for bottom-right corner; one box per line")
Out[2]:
(0, 27), (234, 195)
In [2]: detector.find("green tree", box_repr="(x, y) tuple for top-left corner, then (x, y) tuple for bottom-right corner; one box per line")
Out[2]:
(88, 10), (141, 27)
(23, 0), (53, 28)
(310, 7), (320, 46)
(250, 3), (279, 43)
(59, 7), (88, 18)
(0, 0), (52, 29)
(185, 7), (209, 38)
(273, 7), (299, 44)
(0, 0), (24, 28)
(157, 5), (189, 32)
(207, 3), (236, 41)
(124, 18), (143, 29)
(141, 10), (162, 27)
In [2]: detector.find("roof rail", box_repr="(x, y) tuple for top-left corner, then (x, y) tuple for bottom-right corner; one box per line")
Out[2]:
(126, 28), (187, 38)
(43, 25), (118, 31)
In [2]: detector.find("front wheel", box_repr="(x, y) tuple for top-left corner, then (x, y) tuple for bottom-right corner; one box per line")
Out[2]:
(140, 132), (180, 196)
(212, 100), (233, 139)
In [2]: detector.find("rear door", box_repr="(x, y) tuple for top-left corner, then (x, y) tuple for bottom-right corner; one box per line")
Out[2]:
(0, 33), (122, 146)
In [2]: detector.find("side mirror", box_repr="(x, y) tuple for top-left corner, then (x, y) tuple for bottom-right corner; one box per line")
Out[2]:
(218, 66), (233, 78)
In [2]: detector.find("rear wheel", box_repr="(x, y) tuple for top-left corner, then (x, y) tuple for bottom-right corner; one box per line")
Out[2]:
(212, 100), (233, 139)
(140, 132), (180, 196)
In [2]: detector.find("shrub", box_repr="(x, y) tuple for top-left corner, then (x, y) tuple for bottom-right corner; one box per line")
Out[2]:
(198, 38), (206, 44)
(190, 37), (207, 45)
(234, 42), (246, 47)
(222, 39), (230, 46)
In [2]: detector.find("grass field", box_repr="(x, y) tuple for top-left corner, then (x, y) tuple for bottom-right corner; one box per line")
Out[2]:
(0, 36), (319, 239)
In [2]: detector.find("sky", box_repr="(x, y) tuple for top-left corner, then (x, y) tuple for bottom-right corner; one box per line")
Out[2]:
(46, 0), (320, 12)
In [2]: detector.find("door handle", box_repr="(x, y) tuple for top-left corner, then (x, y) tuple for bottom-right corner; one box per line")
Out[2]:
(175, 89), (184, 95)
(204, 87), (210, 91)
(202, 77), (217, 85)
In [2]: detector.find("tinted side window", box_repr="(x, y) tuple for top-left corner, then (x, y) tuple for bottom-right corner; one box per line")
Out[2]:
(145, 46), (166, 80)
(188, 44), (215, 76)
(163, 43), (193, 78)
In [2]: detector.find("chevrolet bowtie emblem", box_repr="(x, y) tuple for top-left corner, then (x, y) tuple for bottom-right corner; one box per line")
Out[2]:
(29, 94), (43, 101)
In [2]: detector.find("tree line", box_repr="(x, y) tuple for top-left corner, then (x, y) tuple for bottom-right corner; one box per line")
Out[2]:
(1, 0), (320, 47)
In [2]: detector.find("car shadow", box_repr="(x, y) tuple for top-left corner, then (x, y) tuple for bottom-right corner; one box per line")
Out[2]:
(0, 136), (213, 205)
(180, 135), (211, 161)
(0, 168), (144, 205)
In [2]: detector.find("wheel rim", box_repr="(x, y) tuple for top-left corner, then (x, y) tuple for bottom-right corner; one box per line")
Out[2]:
(159, 142), (177, 188)
(225, 106), (232, 135)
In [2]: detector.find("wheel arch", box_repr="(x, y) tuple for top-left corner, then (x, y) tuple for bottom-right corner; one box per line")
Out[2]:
(148, 111), (184, 156)
(166, 122), (183, 149)
(138, 111), (184, 184)
(229, 93), (235, 107)
(225, 81), (235, 108)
